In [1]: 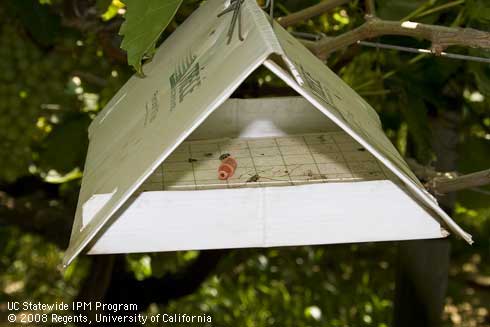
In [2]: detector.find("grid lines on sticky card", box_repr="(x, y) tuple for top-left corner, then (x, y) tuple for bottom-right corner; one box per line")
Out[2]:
(136, 132), (389, 192)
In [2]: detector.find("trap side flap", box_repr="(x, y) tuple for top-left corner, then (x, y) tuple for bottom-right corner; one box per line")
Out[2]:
(265, 22), (472, 243)
(63, 0), (281, 267)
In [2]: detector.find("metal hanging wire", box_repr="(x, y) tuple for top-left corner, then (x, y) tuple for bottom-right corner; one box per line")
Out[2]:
(261, 0), (275, 23)
(358, 41), (490, 64)
(218, 0), (276, 45)
(218, 0), (245, 44)
(290, 31), (490, 64)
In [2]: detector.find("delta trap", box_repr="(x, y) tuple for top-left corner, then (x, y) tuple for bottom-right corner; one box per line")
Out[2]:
(63, 0), (472, 267)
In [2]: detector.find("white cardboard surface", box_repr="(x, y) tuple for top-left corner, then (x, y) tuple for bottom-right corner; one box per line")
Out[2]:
(267, 23), (472, 244)
(64, 0), (471, 267)
(64, 0), (279, 266)
(88, 181), (444, 254)
(84, 98), (443, 256)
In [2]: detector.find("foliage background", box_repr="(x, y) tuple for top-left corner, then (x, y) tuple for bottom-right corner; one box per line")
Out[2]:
(0, 0), (489, 326)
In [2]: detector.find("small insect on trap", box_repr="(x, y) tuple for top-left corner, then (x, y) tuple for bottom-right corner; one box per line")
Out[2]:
(63, 0), (472, 267)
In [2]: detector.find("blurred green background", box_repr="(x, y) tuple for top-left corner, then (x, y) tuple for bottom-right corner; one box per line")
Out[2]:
(0, 0), (489, 326)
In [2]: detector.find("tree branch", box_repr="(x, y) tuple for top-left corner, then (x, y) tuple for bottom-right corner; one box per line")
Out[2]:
(277, 0), (350, 27)
(406, 159), (490, 195)
(310, 18), (490, 59)
(431, 169), (490, 194)
(405, 158), (439, 180)
(364, 0), (376, 18)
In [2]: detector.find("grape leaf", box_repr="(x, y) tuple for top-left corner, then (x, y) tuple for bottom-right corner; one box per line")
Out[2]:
(119, 0), (183, 74)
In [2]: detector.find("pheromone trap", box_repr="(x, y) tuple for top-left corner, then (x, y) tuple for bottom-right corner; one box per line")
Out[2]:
(63, 0), (472, 267)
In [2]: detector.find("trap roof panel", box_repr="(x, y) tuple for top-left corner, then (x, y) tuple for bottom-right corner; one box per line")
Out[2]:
(64, 0), (279, 266)
(266, 23), (472, 244)
(64, 0), (471, 267)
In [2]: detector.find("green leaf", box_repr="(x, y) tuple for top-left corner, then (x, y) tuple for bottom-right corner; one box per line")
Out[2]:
(119, 0), (183, 74)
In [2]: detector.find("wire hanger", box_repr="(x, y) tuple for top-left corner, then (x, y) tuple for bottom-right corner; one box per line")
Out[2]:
(218, 0), (245, 44)
(261, 0), (275, 23)
(358, 40), (490, 64)
(290, 31), (490, 64)
(218, 0), (275, 45)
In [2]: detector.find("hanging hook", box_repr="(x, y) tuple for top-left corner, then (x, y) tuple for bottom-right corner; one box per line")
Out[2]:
(261, 0), (274, 23)
(218, 0), (245, 44)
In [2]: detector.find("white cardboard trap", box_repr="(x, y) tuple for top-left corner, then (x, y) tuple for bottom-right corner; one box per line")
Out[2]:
(63, 0), (471, 267)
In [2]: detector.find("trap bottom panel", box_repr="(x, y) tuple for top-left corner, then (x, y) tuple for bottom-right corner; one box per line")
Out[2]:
(136, 131), (392, 193)
(88, 180), (445, 255)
